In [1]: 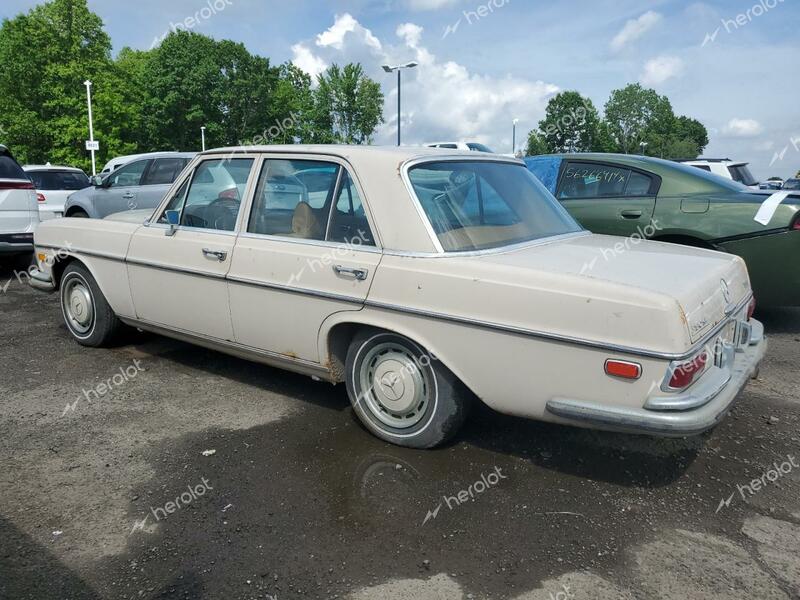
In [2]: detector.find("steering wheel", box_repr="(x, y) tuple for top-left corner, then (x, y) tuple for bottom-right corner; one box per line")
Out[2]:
(204, 197), (240, 231)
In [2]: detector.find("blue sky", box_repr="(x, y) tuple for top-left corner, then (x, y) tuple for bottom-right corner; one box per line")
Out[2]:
(3, 0), (799, 178)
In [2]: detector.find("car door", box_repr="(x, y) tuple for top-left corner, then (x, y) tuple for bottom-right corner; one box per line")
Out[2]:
(126, 157), (257, 341)
(555, 160), (659, 237)
(94, 159), (151, 218)
(135, 157), (190, 211)
(227, 156), (382, 362)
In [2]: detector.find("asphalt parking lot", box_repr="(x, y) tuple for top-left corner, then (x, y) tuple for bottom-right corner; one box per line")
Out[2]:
(1, 263), (799, 600)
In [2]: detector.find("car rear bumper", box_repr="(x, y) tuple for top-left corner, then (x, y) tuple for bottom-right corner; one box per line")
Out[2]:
(546, 319), (767, 437)
(0, 232), (34, 253)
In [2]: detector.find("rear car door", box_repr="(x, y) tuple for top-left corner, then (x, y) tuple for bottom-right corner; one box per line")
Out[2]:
(126, 157), (257, 340)
(135, 157), (190, 211)
(227, 156), (382, 362)
(94, 159), (151, 218)
(555, 160), (659, 237)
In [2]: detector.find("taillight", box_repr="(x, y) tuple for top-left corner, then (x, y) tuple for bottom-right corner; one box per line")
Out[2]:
(605, 359), (642, 380)
(0, 180), (35, 190)
(747, 297), (756, 320)
(792, 215), (800, 231)
(667, 351), (708, 390)
(37, 193), (46, 203)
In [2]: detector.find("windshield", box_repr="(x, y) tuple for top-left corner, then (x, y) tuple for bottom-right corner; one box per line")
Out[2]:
(466, 143), (495, 153)
(408, 160), (582, 252)
(27, 170), (90, 190)
(728, 164), (758, 186)
(783, 179), (800, 190)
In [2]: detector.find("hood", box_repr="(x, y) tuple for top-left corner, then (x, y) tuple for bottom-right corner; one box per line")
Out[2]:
(471, 233), (751, 346)
(104, 209), (152, 224)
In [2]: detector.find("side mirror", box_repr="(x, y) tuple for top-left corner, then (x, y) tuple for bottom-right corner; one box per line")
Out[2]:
(91, 175), (105, 186)
(165, 209), (180, 236)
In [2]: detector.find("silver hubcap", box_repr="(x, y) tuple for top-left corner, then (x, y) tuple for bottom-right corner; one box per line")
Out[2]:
(63, 278), (94, 335)
(359, 342), (429, 429)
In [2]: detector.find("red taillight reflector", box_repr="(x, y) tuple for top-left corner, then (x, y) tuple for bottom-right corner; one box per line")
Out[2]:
(605, 360), (642, 380)
(219, 187), (239, 200)
(37, 192), (46, 203)
(0, 180), (35, 190)
(747, 297), (756, 320)
(668, 352), (708, 390)
(793, 218), (800, 231)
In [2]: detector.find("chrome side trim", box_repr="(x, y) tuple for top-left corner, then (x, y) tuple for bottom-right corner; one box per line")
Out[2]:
(236, 232), (383, 254)
(118, 316), (333, 381)
(126, 257), (227, 279)
(37, 244), (125, 263)
(226, 274), (364, 304)
(364, 293), (754, 361)
(381, 231), (590, 259)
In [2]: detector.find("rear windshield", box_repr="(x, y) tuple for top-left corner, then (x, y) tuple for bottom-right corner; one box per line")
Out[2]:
(0, 154), (28, 180)
(27, 170), (90, 190)
(408, 160), (582, 252)
(728, 164), (757, 187)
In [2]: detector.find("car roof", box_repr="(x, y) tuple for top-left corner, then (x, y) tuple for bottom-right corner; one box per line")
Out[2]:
(23, 164), (85, 172)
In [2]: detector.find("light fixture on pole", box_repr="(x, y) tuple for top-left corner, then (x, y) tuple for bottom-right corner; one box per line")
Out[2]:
(201, 126), (206, 152)
(639, 140), (648, 155)
(83, 80), (97, 176)
(512, 118), (519, 154)
(382, 61), (418, 146)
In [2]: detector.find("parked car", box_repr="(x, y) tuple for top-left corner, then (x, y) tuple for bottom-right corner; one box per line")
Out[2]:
(65, 152), (195, 219)
(677, 158), (759, 188)
(23, 164), (91, 220)
(782, 178), (800, 191)
(99, 151), (187, 176)
(759, 180), (783, 190)
(0, 145), (39, 265)
(30, 146), (765, 448)
(525, 153), (800, 306)
(426, 142), (496, 153)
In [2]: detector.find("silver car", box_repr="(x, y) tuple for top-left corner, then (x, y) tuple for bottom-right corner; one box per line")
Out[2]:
(64, 152), (195, 219)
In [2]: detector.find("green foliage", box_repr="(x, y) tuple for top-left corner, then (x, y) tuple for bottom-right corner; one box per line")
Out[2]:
(0, 0), (386, 171)
(538, 91), (602, 153)
(525, 130), (550, 156)
(314, 63), (385, 145)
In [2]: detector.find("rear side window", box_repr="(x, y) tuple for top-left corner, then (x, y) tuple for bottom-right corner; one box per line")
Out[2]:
(0, 155), (27, 180)
(558, 162), (655, 199)
(143, 158), (187, 185)
(28, 171), (90, 190)
(329, 171), (375, 245)
(692, 165), (712, 172)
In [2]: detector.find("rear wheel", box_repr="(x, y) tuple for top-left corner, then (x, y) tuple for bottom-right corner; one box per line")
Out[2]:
(67, 209), (89, 218)
(345, 330), (470, 448)
(60, 262), (121, 347)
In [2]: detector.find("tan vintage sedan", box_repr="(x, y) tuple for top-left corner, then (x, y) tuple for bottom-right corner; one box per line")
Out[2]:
(29, 146), (766, 448)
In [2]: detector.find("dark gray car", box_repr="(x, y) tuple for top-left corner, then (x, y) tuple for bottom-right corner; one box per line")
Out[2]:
(64, 152), (196, 218)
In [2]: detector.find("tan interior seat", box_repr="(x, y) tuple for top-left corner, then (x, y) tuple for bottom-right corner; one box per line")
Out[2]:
(291, 201), (324, 239)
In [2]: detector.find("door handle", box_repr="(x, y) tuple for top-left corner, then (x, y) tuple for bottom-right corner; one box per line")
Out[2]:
(202, 248), (228, 261)
(122, 192), (135, 199)
(621, 210), (643, 219)
(333, 265), (368, 280)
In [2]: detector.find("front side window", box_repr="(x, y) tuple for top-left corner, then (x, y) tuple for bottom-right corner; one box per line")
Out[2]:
(172, 158), (254, 231)
(144, 158), (187, 186)
(157, 178), (190, 224)
(108, 160), (149, 188)
(408, 161), (581, 252)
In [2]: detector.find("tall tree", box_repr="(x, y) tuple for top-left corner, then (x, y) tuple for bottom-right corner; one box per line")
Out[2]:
(603, 83), (674, 154)
(525, 130), (550, 156)
(537, 91), (603, 153)
(314, 63), (384, 144)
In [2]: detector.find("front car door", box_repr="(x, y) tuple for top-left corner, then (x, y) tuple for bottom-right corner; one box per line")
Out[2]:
(227, 156), (382, 363)
(94, 159), (151, 218)
(555, 160), (660, 237)
(126, 157), (257, 341)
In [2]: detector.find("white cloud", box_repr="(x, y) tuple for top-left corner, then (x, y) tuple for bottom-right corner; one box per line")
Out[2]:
(639, 55), (684, 86)
(291, 43), (327, 79)
(723, 118), (764, 138)
(610, 11), (662, 52)
(291, 14), (560, 149)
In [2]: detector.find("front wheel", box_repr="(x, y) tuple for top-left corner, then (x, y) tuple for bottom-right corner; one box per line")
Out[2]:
(345, 330), (470, 448)
(60, 262), (122, 347)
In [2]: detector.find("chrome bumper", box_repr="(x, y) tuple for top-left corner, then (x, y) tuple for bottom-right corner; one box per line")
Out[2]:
(28, 267), (56, 292)
(546, 319), (767, 437)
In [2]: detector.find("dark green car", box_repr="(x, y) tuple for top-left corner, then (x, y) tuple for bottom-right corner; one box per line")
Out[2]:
(525, 154), (800, 306)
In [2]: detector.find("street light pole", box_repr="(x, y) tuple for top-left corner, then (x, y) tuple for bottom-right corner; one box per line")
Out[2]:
(84, 80), (96, 176)
(201, 126), (206, 151)
(512, 118), (519, 155)
(383, 62), (418, 146)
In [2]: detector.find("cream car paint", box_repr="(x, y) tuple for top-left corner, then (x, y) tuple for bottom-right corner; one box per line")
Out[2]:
(31, 146), (765, 437)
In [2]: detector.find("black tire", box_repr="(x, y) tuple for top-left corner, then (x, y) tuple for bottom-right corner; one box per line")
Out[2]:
(345, 330), (470, 448)
(60, 262), (122, 347)
(67, 209), (89, 218)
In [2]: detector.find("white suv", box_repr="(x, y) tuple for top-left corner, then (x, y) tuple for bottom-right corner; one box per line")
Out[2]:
(0, 145), (39, 264)
(678, 158), (759, 188)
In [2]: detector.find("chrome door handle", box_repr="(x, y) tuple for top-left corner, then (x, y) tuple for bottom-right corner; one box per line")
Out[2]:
(333, 265), (368, 280)
(202, 248), (228, 261)
(122, 192), (135, 199)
